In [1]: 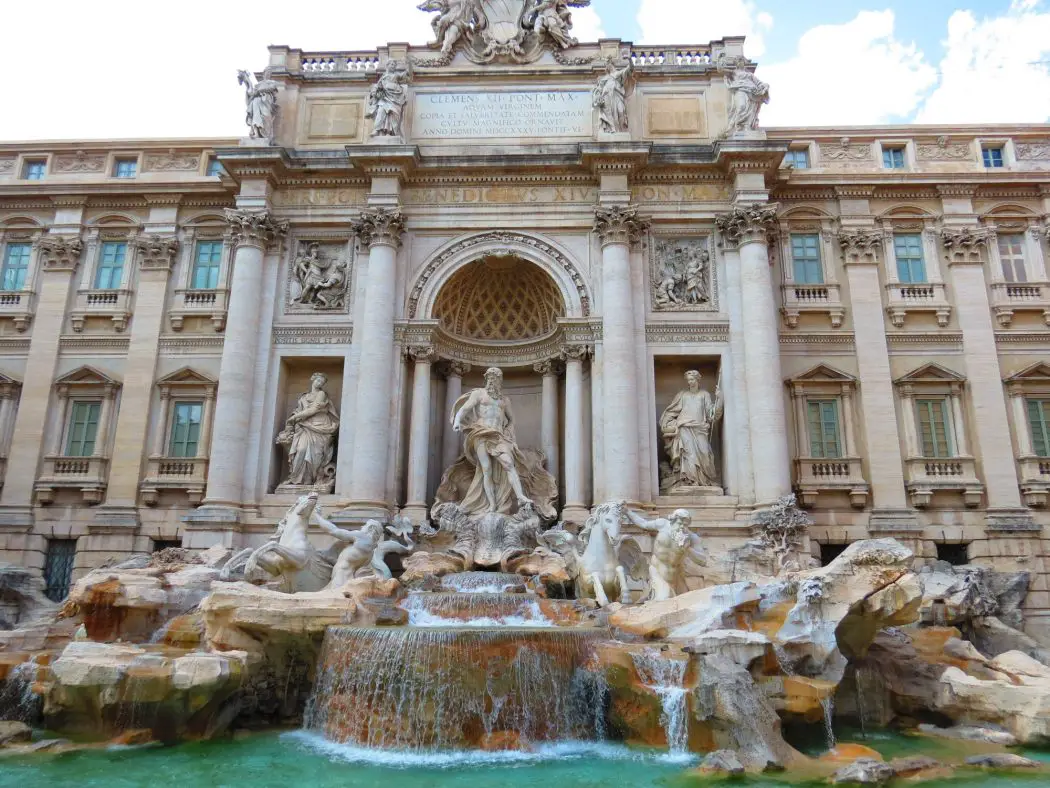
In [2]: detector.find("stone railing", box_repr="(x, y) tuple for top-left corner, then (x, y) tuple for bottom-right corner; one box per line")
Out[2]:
(0, 288), (34, 332)
(904, 455), (982, 508)
(885, 281), (951, 328)
(1019, 456), (1050, 508)
(794, 456), (868, 508)
(140, 456), (209, 506)
(35, 455), (109, 505)
(299, 51), (382, 73)
(71, 288), (133, 332)
(629, 45), (713, 67)
(169, 288), (229, 332)
(780, 282), (845, 328)
(990, 281), (1050, 327)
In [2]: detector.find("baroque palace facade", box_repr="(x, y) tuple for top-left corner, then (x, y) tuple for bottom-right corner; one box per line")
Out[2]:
(1, 11), (1050, 637)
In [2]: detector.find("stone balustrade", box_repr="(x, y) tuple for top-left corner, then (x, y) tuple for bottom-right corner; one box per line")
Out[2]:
(794, 456), (868, 509)
(904, 455), (983, 509)
(140, 457), (209, 506)
(169, 287), (229, 332)
(70, 288), (133, 332)
(34, 455), (109, 505)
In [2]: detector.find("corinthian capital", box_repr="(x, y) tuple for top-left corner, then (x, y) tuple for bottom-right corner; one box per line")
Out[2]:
(352, 207), (406, 249)
(133, 234), (180, 272)
(223, 208), (288, 250)
(593, 206), (650, 247)
(35, 235), (84, 272)
(837, 229), (883, 265)
(715, 203), (779, 248)
(940, 226), (991, 264)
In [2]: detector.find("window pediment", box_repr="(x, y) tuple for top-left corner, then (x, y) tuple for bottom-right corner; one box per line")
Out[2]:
(54, 365), (120, 389)
(895, 363), (965, 386)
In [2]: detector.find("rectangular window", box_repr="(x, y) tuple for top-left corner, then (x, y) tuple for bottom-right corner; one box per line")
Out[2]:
(23, 160), (46, 180)
(790, 233), (824, 284)
(982, 146), (1005, 168)
(784, 149), (810, 169)
(894, 233), (927, 283)
(95, 241), (126, 289)
(1, 243), (31, 291)
(168, 401), (203, 458)
(1028, 398), (1050, 458)
(43, 539), (77, 602)
(916, 398), (953, 458)
(191, 241), (223, 289)
(997, 233), (1027, 283)
(113, 158), (137, 178)
(882, 147), (906, 169)
(65, 401), (101, 457)
(206, 158), (224, 177)
(807, 399), (842, 459)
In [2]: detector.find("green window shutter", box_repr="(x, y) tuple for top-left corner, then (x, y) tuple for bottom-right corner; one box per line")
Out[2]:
(95, 242), (126, 289)
(192, 242), (222, 289)
(917, 399), (951, 458)
(66, 401), (100, 457)
(894, 234), (927, 284)
(807, 400), (841, 459)
(1028, 399), (1050, 458)
(791, 234), (824, 284)
(2, 243), (31, 291)
(169, 401), (203, 458)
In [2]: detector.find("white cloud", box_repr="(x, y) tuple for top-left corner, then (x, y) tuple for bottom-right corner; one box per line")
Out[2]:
(916, 0), (1050, 123)
(571, 7), (606, 43)
(759, 10), (936, 126)
(636, 0), (771, 57)
(0, 1), (435, 140)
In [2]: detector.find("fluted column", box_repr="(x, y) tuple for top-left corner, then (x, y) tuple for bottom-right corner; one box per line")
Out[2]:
(594, 206), (649, 503)
(201, 210), (287, 509)
(404, 346), (435, 516)
(440, 361), (469, 471)
(716, 204), (790, 503)
(718, 203), (789, 500)
(534, 359), (561, 480)
(561, 344), (590, 522)
(348, 208), (405, 513)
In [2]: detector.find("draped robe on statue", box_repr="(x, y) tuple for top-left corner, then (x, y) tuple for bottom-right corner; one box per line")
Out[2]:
(435, 391), (557, 521)
(659, 388), (723, 488)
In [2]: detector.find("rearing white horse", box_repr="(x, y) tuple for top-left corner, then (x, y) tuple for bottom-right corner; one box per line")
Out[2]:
(577, 501), (635, 606)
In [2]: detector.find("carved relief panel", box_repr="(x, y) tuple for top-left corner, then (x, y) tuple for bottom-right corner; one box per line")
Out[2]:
(650, 236), (717, 312)
(284, 238), (354, 314)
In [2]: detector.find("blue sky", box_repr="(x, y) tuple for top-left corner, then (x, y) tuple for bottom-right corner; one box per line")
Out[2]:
(2, 0), (1050, 139)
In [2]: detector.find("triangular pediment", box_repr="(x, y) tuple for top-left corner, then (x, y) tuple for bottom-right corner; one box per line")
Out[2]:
(789, 363), (857, 384)
(156, 367), (217, 387)
(0, 371), (21, 387)
(1006, 362), (1050, 384)
(895, 362), (966, 384)
(55, 365), (120, 387)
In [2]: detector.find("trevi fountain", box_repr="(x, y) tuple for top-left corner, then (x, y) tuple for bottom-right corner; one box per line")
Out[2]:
(2, 3), (1050, 787)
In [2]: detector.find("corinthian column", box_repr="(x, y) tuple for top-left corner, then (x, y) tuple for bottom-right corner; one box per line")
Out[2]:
(561, 344), (590, 523)
(200, 209), (287, 509)
(347, 208), (405, 515)
(594, 206), (649, 503)
(440, 361), (469, 471)
(716, 204), (790, 503)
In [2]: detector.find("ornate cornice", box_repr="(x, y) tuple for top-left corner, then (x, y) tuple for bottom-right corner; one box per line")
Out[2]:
(132, 234), (179, 272)
(593, 206), (649, 248)
(940, 226), (991, 265)
(35, 235), (83, 273)
(715, 203), (779, 248)
(838, 229), (883, 265)
(223, 208), (288, 250)
(351, 207), (405, 250)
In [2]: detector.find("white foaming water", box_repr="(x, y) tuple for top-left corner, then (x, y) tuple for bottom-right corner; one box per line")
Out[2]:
(286, 731), (695, 768)
(441, 572), (524, 594)
(820, 696), (836, 751)
(630, 649), (689, 756)
(399, 592), (556, 628)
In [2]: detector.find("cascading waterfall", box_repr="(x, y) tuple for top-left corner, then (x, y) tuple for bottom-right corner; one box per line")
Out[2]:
(441, 572), (525, 593)
(399, 592), (557, 627)
(305, 627), (608, 751)
(0, 661), (41, 723)
(820, 696), (836, 751)
(630, 649), (689, 755)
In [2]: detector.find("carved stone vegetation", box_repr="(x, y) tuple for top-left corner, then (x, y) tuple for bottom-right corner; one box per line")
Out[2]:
(133, 235), (180, 272)
(352, 208), (405, 249)
(35, 236), (84, 272)
(593, 205), (650, 247)
(223, 209), (288, 250)
(715, 203), (779, 247)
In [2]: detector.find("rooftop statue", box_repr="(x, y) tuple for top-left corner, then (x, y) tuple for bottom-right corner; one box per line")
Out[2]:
(418, 0), (487, 55)
(593, 60), (632, 133)
(237, 69), (279, 144)
(718, 55), (769, 137)
(436, 367), (557, 521)
(367, 60), (410, 138)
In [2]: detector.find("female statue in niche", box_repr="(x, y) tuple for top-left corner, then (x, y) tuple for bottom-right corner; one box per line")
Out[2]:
(276, 372), (340, 491)
(659, 369), (723, 492)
